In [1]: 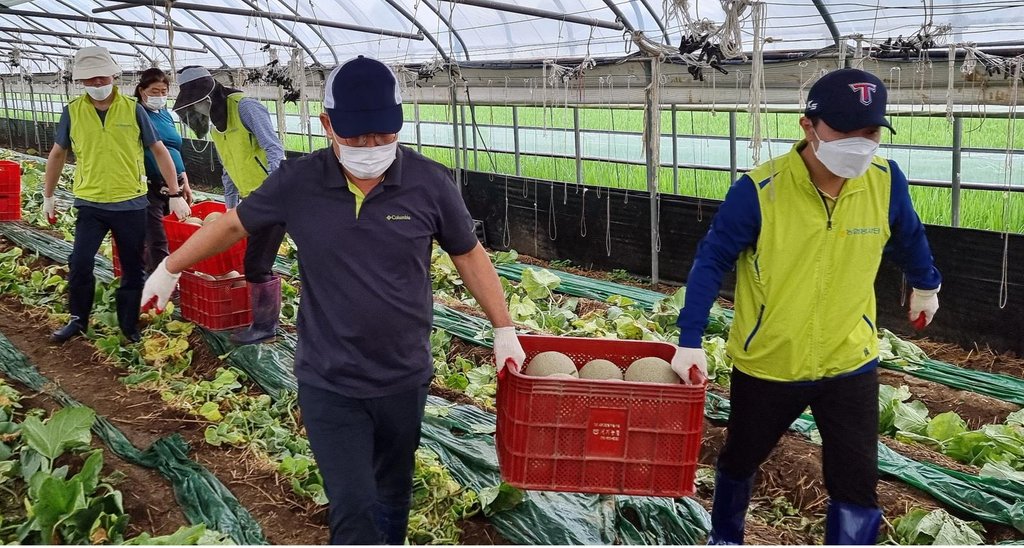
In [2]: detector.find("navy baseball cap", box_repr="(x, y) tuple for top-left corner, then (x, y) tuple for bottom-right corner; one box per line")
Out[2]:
(324, 56), (403, 139)
(805, 68), (895, 133)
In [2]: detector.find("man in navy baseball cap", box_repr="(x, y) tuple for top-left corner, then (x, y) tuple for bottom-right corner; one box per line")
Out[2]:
(679, 65), (941, 546)
(804, 68), (895, 133)
(324, 55), (404, 138)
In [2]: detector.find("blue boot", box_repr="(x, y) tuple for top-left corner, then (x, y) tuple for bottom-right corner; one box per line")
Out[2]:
(373, 501), (410, 545)
(707, 470), (755, 545)
(825, 500), (882, 545)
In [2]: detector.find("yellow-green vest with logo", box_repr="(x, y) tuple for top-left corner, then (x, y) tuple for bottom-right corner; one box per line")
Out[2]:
(210, 93), (269, 198)
(726, 143), (892, 382)
(68, 88), (146, 203)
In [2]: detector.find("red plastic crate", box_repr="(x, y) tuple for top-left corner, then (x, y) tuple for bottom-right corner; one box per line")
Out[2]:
(0, 160), (20, 195)
(0, 195), (20, 222)
(163, 201), (246, 276)
(496, 334), (706, 497)
(178, 270), (251, 331)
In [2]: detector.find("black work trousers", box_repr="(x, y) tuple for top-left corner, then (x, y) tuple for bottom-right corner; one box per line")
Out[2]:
(243, 222), (286, 283)
(298, 381), (429, 545)
(143, 183), (169, 273)
(68, 206), (146, 323)
(717, 366), (880, 508)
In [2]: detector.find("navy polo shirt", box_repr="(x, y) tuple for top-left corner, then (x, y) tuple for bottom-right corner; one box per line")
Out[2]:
(236, 145), (478, 398)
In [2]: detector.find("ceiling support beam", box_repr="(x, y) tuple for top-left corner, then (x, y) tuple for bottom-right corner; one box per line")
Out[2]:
(0, 8), (296, 48)
(0, 26), (206, 53)
(94, 1), (424, 40)
(436, 0), (625, 30)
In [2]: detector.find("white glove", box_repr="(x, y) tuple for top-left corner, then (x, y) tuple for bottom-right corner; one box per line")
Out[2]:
(909, 286), (940, 329)
(493, 326), (526, 372)
(43, 194), (57, 224)
(169, 196), (191, 220)
(671, 346), (708, 385)
(141, 258), (181, 313)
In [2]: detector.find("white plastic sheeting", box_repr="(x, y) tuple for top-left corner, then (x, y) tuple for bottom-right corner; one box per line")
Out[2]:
(0, 1), (1023, 73)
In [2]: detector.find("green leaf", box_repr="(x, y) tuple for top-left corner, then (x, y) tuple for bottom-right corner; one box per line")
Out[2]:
(926, 411), (968, 442)
(521, 267), (560, 300)
(895, 431), (944, 451)
(74, 450), (103, 494)
(477, 482), (524, 516)
(32, 474), (88, 543)
(979, 462), (1024, 482)
(893, 400), (930, 435)
(606, 295), (637, 307)
(123, 370), (160, 386)
(893, 508), (984, 545)
(20, 407), (95, 461)
(1006, 408), (1024, 427)
(126, 524), (230, 545)
(492, 249), (519, 265)
(198, 402), (224, 422)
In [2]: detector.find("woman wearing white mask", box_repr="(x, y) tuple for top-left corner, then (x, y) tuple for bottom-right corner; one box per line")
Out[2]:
(141, 55), (525, 545)
(135, 68), (193, 273)
(674, 68), (943, 545)
(42, 47), (190, 345)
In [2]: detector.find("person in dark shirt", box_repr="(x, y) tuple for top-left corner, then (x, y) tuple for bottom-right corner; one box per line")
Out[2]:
(141, 56), (525, 544)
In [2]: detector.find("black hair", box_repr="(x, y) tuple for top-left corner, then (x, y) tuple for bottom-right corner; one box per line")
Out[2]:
(134, 68), (171, 103)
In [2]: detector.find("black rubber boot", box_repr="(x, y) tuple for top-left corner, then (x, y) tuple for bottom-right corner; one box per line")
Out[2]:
(707, 469), (756, 545)
(229, 277), (281, 345)
(825, 500), (882, 545)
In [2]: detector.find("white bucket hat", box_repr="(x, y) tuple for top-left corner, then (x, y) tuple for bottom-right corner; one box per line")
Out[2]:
(71, 47), (120, 81)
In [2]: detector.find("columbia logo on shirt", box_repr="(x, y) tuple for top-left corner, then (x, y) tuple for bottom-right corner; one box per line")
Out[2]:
(386, 214), (412, 221)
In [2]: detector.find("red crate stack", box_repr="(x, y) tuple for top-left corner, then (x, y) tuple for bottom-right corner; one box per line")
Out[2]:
(0, 160), (22, 222)
(496, 334), (706, 498)
(163, 201), (246, 276)
(178, 271), (251, 331)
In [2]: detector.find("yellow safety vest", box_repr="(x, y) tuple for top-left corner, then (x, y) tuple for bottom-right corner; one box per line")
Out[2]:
(727, 142), (892, 381)
(210, 93), (269, 198)
(68, 87), (146, 202)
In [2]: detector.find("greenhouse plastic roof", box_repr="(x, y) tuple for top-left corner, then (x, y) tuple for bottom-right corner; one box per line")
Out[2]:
(1, 1), (1024, 73)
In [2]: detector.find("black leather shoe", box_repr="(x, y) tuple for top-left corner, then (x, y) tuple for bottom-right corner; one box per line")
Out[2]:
(50, 321), (85, 344)
(122, 330), (142, 344)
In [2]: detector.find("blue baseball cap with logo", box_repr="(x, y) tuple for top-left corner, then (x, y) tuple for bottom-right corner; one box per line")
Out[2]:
(324, 55), (403, 139)
(804, 68), (895, 133)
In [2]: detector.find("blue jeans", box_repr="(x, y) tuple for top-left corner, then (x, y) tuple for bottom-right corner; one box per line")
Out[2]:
(298, 381), (429, 544)
(68, 206), (146, 324)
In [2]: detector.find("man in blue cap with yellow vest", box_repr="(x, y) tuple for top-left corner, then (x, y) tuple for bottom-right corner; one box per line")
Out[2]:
(172, 65), (286, 345)
(42, 46), (191, 345)
(141, 55), (526, 544)
(671, 68), (942, 545)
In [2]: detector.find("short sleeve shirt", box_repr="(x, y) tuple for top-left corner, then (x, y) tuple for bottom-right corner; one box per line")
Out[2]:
(236, 145), (478, 398)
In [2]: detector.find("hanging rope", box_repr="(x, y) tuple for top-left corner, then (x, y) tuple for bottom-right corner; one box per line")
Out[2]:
(748, 1), (767, 164)
(998, 60), (1019, 309)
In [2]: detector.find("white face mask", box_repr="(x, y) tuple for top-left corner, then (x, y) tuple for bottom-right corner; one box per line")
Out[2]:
(336, 141), (398, 180)
(811, 128), (880, 179)
(85, 84), (113, 101)
(145, 95), (167, 110)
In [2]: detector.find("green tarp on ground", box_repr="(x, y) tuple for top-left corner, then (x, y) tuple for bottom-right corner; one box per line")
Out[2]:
(0, 330), (267, 545)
